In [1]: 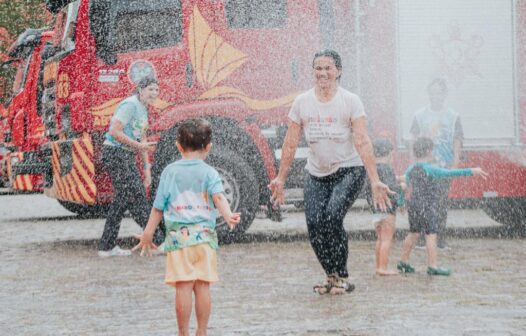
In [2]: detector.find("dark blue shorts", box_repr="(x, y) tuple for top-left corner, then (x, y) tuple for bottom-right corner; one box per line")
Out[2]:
(407, 202), (439, 235)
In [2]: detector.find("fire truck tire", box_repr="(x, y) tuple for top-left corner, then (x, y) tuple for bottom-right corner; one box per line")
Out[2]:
(58, 200), (109, 217)
(482, 197), (526, 229)
(207, 149), (259, 239)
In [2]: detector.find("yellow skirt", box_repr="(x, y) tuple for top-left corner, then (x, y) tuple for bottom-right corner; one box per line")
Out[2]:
(165, 243), (219, 287)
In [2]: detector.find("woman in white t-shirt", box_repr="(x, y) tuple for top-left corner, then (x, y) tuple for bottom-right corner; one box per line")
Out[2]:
(269, 50), (393, 295)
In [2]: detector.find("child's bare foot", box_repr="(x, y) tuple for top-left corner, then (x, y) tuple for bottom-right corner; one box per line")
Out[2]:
(376, 269), (399, 276)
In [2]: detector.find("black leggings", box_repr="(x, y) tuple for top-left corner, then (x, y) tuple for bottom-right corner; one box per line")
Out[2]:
(304, 167), (366, 278)
(98, 146), (164, 251)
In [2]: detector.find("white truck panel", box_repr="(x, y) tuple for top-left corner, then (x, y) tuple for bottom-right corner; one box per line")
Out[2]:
(397, 0), (516, 147)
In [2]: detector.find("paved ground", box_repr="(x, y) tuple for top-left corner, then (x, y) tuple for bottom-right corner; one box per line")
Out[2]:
(1, 193), (525, 335)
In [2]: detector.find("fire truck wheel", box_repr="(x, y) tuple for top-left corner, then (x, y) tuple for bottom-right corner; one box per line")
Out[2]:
(58, 200), (109, 217)
(206, 149), (259, 239)
(482, 197), (526, 229)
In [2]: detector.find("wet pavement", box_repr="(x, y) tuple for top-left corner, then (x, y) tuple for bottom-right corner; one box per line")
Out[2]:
(1, 193), (525, 335)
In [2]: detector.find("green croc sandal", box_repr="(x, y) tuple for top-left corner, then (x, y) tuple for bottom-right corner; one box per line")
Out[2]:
(427, 266), (452, 276)
(397, 261), (415, 274)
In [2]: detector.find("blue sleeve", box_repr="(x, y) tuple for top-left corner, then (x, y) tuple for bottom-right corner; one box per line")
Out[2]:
(112, 102), (134, 126)
(207, 168), (224, 196)
(153, 169), (170, 211)
(423, 165), (472, 178)
(397, 189), (405, 207)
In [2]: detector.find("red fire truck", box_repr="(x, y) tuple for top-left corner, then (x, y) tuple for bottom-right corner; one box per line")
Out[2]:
(1, 28), (54, 191)
(27, 0), (526, 235)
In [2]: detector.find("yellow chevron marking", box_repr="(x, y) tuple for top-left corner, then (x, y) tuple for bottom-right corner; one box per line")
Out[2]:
(14, 176), (22, 189)
(70, 169), (94, 204)
(23, 175), (33, 191)
(51, 143), (61, 175)
(50, 137), (98, 204)
(58, 176), (70, 200)
(75, 163), (96, 195)
(82, 133), (94, 153)
(73, 142), (95, 175)
(65, 174), (80, 202)
(51, 149), (65, 196)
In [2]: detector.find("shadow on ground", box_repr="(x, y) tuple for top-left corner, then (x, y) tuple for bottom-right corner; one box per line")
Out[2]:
(45, 225), (525, 250)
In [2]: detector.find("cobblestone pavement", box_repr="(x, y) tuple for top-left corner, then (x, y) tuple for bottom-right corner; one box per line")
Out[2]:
(1, 194), (525, 335)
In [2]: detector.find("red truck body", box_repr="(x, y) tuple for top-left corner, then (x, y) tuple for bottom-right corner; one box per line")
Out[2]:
(5, 0), (524, 233)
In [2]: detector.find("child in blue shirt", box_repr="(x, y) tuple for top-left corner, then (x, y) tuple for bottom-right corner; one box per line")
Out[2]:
(134, 118), (240, 335)
(397, 137), (488, 276)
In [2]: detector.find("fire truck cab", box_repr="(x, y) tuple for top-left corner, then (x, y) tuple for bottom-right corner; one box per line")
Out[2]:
(1, 28), (54, 192)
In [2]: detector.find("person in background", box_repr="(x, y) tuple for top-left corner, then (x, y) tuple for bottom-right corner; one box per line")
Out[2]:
(366, 139), (404, 276)
(133, 118), (240, 336)
(98, 76), (164, 257)
(410, 78), (463, 249)
(269, 49), (393, 295)
(397, 137), (488, 276)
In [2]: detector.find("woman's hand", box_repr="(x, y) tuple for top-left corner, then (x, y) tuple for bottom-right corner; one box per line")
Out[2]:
(227, 213), (241, 229)
(132, 232), (157, 257)
(268, 177), (286, 207)
(371, 180), (395, 212)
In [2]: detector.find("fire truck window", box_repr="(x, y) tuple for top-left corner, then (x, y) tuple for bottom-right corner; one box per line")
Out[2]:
(114, 9), (182, 53)
(12, 51), (32, 94)
(225, 0), (287, 29)
(61, 0), (80, 51)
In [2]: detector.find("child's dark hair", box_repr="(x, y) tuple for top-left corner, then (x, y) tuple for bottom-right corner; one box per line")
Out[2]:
(373, 139), (394, 158)
(177, 118), (212, 151)
(413, 137), (434, 158)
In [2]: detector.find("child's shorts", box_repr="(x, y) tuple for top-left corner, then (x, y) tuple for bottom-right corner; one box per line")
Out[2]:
(165, 243), (219, 287)
(408, 206), (439, 235)
(371, 213), (390, 225)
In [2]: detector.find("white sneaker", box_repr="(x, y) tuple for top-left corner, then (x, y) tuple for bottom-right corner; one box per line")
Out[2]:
(98, 246), (132, 257)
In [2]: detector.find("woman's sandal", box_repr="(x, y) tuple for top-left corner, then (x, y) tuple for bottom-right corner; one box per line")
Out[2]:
(313, 278), (331, 295)
(328, 276), (355, 295)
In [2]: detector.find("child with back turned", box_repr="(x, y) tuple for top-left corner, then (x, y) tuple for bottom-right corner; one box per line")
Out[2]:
(133, 118), (240, 336)
(397, 137), (488, 276)
(366, 139), (404, 276)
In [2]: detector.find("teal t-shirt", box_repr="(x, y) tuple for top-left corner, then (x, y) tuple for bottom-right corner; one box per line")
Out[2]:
(103, 95), (148, 150)
(153, 159), (224, 251)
